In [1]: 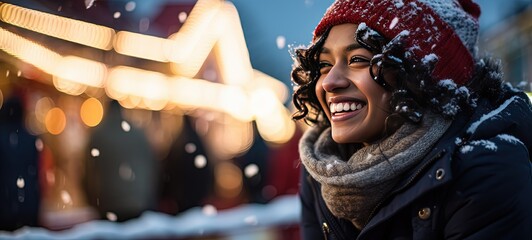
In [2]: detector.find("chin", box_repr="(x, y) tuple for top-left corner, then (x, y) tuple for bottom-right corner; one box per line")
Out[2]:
(331, 133), (354, 144)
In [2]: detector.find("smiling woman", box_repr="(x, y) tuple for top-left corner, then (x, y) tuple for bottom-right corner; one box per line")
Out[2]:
(291, 0), (532, 239)
(315, 24), (391, 145)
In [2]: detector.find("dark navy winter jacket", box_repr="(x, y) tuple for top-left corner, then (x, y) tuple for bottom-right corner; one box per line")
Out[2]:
(299, 90), (532, 240)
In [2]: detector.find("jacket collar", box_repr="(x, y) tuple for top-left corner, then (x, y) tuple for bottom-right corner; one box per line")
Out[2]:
(360, 107), (472, 233)
(360, 90), (532, 234)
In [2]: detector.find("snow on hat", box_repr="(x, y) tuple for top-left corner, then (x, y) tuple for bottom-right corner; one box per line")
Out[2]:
(313, 0), (481, 85)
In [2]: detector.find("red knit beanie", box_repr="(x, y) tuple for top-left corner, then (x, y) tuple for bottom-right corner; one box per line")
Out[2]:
(313, 0), (481, 85)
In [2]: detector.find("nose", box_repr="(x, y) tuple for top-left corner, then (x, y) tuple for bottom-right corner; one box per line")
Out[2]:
(321, 65), (350, 92)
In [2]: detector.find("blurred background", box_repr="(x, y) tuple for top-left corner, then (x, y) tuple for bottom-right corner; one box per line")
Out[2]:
(0, 0), (530, 239)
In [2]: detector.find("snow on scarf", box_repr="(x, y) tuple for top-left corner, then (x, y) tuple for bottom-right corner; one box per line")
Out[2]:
(299, 113), (451, 229)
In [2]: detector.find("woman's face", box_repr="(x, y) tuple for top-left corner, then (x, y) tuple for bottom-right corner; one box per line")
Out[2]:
(316, 23), (391, 145)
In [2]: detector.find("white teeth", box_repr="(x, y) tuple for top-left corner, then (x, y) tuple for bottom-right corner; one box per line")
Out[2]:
(335, 103), (343, 112)
(343, 103), (350, 111)
(330, 102), (364, 114)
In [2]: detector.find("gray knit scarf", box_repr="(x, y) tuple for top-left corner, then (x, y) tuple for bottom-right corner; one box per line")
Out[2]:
(299, 113), (451, 229)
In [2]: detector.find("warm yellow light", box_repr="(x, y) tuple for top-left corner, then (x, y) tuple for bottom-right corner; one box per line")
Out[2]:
(118, 96), (142, 109)
(80, 98), (103, 127)
(168, 77), (254, 120)
(52, 78), (86, 96)
(142, 97), (167, 111)
(105, 68), (131, 101)
(35, 97), (55, 123)
(0, 0), (297, 148)
(45, 107), (66, 135)
(251, 89), (295, 144)
(168, 77), (223, 112)
(52, 56), (107, 95)
(0, 27), (61, 75)
(214, 161), (243, 199)
(252, 70), (289, 103)
(107, 66), (169, 110)
(107, 66), (142, 98)
(250, 89), (279, 119)
(0, 28), (107, 92)
(114, 31), (168, 62)
(214, 2), (252, 87)
(219, 86), (252, 122)
(25, 111), (47, 136)
(53, 56), (107, 88)
(206, 115), (253, 159)
(256, 107), (296, 144)
(0, 89), (3, 110)
(0, 2), (115, 50)
(167, 0), (225, 77)
(222, 119), (253, 156)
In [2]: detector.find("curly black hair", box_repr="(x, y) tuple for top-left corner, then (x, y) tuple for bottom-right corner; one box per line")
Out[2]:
(291, 24), (506, 132)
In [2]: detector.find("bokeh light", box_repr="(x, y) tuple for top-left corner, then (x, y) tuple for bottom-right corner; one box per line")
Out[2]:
(214, 162), (243, 199)
(35, 97), (55, 123)
(80, 97), (104, 127)
(0, 3), (115, 50)
(44, 107), (66, 135)
(0, 89), (3, 110)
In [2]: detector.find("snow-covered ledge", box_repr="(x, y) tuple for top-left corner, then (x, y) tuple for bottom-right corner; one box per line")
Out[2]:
(0, 195), (301, 240)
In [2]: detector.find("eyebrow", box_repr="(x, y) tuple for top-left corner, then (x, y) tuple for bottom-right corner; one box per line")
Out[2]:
(320, 42), (364, 54)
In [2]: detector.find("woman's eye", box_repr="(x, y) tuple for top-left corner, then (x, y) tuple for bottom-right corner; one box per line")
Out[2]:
(319, 61), (332, 69)
(318, 61), (332, 73)
(349, 56), (369, 65)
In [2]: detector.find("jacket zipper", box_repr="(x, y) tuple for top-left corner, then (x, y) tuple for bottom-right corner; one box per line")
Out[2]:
(307, 175), (346, 240)
(361, 149), (446, 230)
(322, 222), (329, 240)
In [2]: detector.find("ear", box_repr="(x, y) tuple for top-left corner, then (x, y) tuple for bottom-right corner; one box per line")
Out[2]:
(381, 68), (400, 90)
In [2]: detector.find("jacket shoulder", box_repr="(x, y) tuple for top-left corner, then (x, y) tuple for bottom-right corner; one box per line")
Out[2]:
(441, 89), (532, 237)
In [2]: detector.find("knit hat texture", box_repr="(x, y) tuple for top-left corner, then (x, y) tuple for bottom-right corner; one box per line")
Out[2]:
(313, 0), (481, 85)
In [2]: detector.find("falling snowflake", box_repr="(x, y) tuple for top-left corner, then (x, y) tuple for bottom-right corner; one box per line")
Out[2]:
(91, 148), (100, 157)
(185, 143), (197, 153)
(276, 36), (286, 49)
(106, 212), (118, 221)
(194, 155), (207, 169)
(125, 1), (136, 12)
(244, 164), (259, 178)
(85, 0), (95, 9)
(178, 12), (188, 23)
(202, 205), (217, 216)
(35, 138), (44, 152)
(16, 177), (25, 188)
(121, 120), (131, 132)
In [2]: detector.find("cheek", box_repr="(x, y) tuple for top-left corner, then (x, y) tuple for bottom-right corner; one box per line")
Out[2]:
(315, 79), (330, 117)
(380, 92), (392, 108)
(367, 83), (391, 109)
(364, 85), (392, 122)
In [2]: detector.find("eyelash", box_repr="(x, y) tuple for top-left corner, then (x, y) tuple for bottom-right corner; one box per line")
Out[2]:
(318, 56), (369, 70)
(349, 56), (369, 64)
(319, 62), (331, 69)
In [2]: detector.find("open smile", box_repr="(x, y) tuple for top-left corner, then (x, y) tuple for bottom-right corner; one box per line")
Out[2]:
(329, 101), (366, 121)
